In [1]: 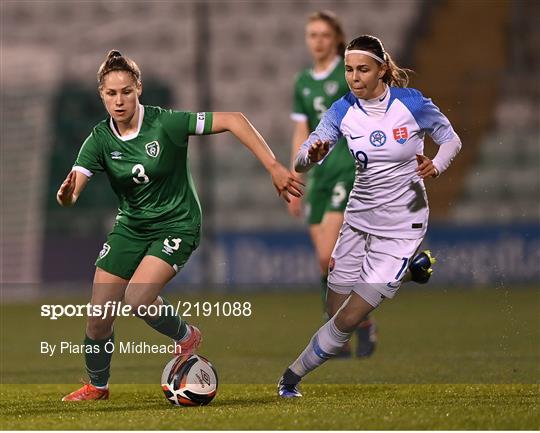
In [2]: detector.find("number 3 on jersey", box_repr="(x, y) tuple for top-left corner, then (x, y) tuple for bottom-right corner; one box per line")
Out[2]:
(132, 164), (149, 184)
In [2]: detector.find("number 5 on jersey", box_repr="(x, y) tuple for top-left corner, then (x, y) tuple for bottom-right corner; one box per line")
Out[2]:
(132, 164), (149, 184)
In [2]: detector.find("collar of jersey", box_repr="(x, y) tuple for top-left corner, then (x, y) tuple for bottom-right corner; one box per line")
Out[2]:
(310, 56), (341, 81)
(109, 104), (144, 141)
(355, 85), (390, 115)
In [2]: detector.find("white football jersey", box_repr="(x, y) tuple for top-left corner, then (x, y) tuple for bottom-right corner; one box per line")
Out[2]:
(298, 87), (459, 239)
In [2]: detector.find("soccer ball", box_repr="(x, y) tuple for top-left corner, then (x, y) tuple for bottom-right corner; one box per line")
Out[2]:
(161, 354), (218, 406)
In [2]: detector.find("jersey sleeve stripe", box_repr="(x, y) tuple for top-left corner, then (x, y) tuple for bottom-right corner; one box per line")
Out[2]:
(195, 112), (206, 135)
(290, 113), (308, 122)
(72, 165), (93, 178)
(203, 112), (213, 134)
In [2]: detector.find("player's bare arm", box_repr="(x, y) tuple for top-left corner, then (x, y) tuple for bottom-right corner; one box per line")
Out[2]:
(56, 170), (89, 207)
(288, 120), (310, 217)
(211, 112), (304, 202)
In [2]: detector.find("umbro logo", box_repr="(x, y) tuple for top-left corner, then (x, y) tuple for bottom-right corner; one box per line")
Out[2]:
(110, 151), (123, 160)
(199, 369), (211, 386)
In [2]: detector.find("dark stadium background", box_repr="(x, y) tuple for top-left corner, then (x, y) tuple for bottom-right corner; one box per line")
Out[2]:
(1, 1), (538, 429)
(1, 0), (538, 289)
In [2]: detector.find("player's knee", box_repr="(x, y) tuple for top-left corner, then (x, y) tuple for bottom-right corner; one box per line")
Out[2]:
(124, 294), (145, 316)
(335, 308), (363, 333)
(86, 316), (114, 340)
(124, 292), (156, 319)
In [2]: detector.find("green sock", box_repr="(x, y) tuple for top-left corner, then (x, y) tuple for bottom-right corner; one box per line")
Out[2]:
(84, 333), (113, 387)
(321, 274), (329, 322)
(143, 297), (188, 341)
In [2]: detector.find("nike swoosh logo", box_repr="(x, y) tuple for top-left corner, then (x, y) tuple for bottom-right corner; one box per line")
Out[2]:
(348, 135), (364, 140)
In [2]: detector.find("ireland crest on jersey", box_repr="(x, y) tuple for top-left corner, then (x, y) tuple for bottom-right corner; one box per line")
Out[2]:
(145, 141), (160, 158)
(393, 127), (409, 144)
(324, 81), (339, 96)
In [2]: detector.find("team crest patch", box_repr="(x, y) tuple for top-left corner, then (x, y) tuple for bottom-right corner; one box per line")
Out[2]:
(324, 81), (339, 96)
(145, 141), (160, 158)
(369, 130), (386, 147)
(98, 243), (111, 259)
(393, 127), (409, 144)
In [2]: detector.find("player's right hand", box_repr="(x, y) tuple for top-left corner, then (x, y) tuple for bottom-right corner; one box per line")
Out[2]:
(308, 140), (330, 163)
(57, 170), (76, 206)
(287, 194), (303, 218)
(270, 163), (304, 203)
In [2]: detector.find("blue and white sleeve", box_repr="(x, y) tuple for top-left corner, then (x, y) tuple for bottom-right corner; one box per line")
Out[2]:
(417, 97), (459, 145)
(294, 104), (344, 172)
(418, 97), (462, 175)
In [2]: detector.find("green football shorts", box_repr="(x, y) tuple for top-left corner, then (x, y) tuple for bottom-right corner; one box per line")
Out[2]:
(306, 177), (354, 225)
(95, 224), (200, 280)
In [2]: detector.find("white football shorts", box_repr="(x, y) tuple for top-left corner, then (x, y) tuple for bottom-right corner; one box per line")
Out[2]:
(327, 221), (424, 307)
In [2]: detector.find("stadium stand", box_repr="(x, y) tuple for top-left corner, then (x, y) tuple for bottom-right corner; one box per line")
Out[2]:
(1, 47), (60, 283)
(452, 1), (539, 222)
(10, 1), (535, 284)
(1, 1), (421, 252)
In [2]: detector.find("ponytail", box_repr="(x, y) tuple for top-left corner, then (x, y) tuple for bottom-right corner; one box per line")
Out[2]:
(346, 35), (412, 88)
(383, 52), (411, 88)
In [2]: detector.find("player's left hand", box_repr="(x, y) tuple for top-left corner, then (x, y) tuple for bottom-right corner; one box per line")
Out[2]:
(308, 140), (330, 163)
(270, 163), (304, 203)
(416, 154), (439, 179)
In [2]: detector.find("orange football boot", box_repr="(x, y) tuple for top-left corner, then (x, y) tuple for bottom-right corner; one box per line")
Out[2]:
(62, 382), (109, 401)
(174, 325), (202, 356)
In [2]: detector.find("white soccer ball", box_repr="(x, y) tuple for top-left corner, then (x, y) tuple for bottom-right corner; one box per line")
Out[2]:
(161, 354), (218, 406)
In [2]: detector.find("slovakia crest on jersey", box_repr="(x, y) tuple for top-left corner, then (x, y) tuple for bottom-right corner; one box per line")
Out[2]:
(393, 127), (409, 144)
(145, 141), (160, 158)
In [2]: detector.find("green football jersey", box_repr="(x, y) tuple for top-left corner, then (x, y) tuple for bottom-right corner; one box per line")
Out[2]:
(292, 57), (354, 186)
(73, 105), (212, 236)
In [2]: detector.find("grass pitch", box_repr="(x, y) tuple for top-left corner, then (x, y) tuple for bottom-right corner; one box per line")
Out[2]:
(1, 384), (538, 430)
(1, 287), (539, 429)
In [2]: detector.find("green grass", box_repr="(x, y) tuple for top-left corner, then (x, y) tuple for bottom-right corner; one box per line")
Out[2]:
(1, 287), (539, 429)
(1, 384), (538, 429)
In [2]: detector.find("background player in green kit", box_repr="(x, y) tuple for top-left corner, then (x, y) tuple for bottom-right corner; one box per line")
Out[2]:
(57, 50), (303, 401)
(288, 11), (376, 357)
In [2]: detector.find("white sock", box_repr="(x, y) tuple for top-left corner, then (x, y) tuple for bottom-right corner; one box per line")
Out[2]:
(94, 383), (108, 390)
(289, 317), (352, 377)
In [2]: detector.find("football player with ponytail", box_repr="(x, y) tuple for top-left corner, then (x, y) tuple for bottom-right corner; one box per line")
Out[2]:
(58, 50), (303, 401)
(288, 11), (377, 358)
(279, 35), (461, 398)
(288, 12), (440, 360)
